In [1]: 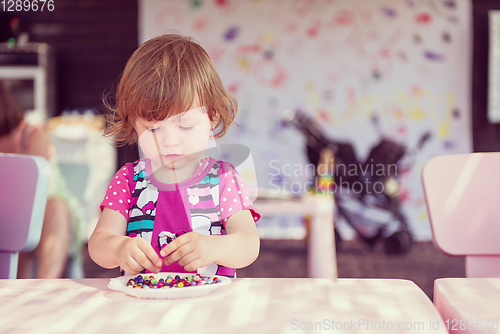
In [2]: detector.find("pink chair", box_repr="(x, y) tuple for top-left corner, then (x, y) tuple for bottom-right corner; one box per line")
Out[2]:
(422, 152), (500, 277)
(0, 154), (50, 279)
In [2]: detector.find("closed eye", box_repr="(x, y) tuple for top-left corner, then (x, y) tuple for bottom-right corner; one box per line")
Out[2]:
(180, 126), (193, 131)
(148, 127), (161, 132)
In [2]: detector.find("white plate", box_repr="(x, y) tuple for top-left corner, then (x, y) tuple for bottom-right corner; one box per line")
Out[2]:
(108, 272), (232, 299)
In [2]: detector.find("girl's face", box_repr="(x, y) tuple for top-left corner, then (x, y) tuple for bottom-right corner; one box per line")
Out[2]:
(135, 97), (216, 175)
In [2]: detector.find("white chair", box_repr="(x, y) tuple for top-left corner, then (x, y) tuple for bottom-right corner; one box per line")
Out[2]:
(422, 152), (500, 277)
(0, 153), (50, 279)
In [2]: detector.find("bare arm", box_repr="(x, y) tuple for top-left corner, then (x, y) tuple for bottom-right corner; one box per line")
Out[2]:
(24, 126), (51, 160)
(213, 209), (260, 268)
(88, 208), (162, 274)
(161, 209), (260, 271)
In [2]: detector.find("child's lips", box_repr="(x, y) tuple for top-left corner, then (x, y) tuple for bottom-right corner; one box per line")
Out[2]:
(163, 154), (182, 161)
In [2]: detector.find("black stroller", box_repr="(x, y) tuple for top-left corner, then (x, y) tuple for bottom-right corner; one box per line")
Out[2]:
(282, 109), (430, 254)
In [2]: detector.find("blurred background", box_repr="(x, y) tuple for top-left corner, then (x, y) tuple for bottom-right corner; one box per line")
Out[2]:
(1, 0), (498, 299)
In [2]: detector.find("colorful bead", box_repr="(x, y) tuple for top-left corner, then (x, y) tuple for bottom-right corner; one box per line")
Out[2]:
(128, 274), (222, 289)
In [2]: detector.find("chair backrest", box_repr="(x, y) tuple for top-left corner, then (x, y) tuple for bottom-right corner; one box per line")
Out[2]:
(422, 153), (500, 277)
(0, 153), (50, 279)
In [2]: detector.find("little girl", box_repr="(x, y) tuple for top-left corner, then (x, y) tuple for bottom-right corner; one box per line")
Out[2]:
(88, 34), (260, 277)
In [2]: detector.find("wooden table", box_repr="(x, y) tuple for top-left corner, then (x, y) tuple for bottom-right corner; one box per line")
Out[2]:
(434, 278), (500, 334)
(254, 194), (337, 279)
(0, 278), (446, 333)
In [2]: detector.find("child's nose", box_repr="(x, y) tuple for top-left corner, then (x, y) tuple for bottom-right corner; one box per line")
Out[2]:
(159, 130), (180, 147)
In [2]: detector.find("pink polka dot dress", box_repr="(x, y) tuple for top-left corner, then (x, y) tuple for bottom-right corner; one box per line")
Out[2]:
(100, 156), (260, 277)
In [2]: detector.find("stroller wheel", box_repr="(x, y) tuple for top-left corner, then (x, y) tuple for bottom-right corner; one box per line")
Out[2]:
(383, 231), (413, 254)
(334, 228), (342, 252)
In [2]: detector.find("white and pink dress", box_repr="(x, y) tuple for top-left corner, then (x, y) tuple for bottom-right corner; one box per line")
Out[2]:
(100, 155), (261, 277)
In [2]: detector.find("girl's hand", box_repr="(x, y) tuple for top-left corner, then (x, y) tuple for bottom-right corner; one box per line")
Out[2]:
(114, 236), (163, 275)
(160, 232), (217, 272)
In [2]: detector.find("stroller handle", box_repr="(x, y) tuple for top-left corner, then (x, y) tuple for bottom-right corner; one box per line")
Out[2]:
(281, 109), (339, 154)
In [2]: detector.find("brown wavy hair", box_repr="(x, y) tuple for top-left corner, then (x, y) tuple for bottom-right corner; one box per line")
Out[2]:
(103, 34), (237, 146)
(0, 81), (24, 137)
